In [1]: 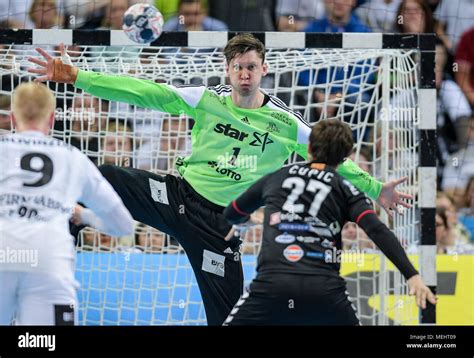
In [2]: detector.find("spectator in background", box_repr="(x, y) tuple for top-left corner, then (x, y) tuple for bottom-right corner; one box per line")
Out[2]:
(156, 117), (189, 172)
(371, 122), (411, 182)
(78, 119), (135, 251)
(301, 0), (372, 124)
(341, 222), (376, 252)
(0, 0), (35, 28)
(355, 0), (401, 33)
(396, 0), (453, 52)
(81, 226), (136, 251)
(135, 223), (166, 252)
(241, 226), (262, 255)
(208, 0), (276, 31)
(29, 0), (64, 29)
(0, 44), (21, 95)
(62, 0), (103, 29)
(304, 0), (371, 33)
(434, 0), (474, 51)
(88, 0), (140, 69)
(0, 95), (11, 131)
(68, 93), (109, 163)
(436, 206), (474, 254)
(455, 27), (474, 108)
(458, 176), (474, 242)
(2, 0), (151, 29)
(100, 0), (129, 29)
(275, 0), (325, 32)
(102, 121), (134, 167)
(395, 0), (434, 34)
(0, 19), (25, 29)
(71, 93), (107, 134)
(437, 191), (472, 246)
(442, 116), (474, 201)
(436, 207), (452, 254)
(460, 176), (474, 216)
(163, 0), (227, 31)
(435, 43), (472, 181)
(75, 0), (155, 29)
(136, 116), (190, 173)
(349, 146), (372, 174)
(426, 0), (441, 13)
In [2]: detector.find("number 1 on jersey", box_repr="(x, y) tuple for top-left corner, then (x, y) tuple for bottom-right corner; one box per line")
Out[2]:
(228, 147), (241, 166)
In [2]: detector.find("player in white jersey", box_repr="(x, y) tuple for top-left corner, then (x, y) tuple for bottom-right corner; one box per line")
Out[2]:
(0, 82), (134, 325)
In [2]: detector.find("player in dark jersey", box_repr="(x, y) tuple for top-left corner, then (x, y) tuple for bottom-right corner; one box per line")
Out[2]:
(223, 119), (437, 325)
(29, 34), (413, 326)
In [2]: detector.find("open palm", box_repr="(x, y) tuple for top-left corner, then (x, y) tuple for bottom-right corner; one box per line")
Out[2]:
(377, 176), (414, 217)
(27, 43), (73, 83)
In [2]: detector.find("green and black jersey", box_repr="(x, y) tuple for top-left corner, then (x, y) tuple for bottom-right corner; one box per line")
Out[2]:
(75, 70), (382, 207)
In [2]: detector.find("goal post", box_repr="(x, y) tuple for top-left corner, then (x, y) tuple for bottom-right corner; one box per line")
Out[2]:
(0, 30), (437, 325)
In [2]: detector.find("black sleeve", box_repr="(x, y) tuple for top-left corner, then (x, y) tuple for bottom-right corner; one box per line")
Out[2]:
(356, 213), (418, 280)
(341, 179), (418, 281)
(223, 174), (267, 225)
(340, 178), (374, 222)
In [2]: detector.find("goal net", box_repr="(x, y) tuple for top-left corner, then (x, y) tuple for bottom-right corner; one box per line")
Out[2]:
(0, 31), (425, 325)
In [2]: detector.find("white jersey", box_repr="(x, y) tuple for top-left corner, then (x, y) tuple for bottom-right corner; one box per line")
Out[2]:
(0, 131), (129, 275)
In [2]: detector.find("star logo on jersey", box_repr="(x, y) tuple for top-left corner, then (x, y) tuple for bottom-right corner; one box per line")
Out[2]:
(250, 131), (273, 152)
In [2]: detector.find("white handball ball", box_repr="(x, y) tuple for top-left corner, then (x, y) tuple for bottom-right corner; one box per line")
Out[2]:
(122, 3), (164, 44)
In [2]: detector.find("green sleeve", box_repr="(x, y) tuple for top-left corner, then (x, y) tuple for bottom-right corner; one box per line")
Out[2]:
(294, 143), (382, 200)
(74, 70), (196, 116)
(295, 143), (309, 159)
(337, 158), (383, 200)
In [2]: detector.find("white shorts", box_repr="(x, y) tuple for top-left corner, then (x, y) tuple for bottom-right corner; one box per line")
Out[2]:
(0, 271), (79, 325)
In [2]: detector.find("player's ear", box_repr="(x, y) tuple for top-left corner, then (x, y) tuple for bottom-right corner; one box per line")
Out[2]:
(10, 113), (16, 128)
(48, 111), (55, 128)
(225, 62), (229, 77)
(262, 62), (268, 77)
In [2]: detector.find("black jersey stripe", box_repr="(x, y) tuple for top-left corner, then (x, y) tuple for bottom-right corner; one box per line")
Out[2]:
(269, 96), (307, 122)
(211, 84), (232, 91)
(208, 85), (232, 95)
(208, 88), (232, 96)
(268, 97), (311, 127)
(174, 84), (206, 88)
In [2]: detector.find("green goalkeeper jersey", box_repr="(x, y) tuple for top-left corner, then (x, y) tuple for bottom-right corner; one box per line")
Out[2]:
(75, 70), (382, 206)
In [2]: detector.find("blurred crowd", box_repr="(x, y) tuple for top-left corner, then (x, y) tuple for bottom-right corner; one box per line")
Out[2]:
(0, 0), (473, 255)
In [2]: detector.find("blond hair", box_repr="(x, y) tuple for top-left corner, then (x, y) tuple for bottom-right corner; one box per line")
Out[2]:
(12, 82), (55, 125)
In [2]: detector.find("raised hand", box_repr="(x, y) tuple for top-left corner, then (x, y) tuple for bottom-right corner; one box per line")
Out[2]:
(407, 274), (437, 309)
(377, 176), (414, 217)
(224, 210), (264, 241)
(27, 43), (78, 84)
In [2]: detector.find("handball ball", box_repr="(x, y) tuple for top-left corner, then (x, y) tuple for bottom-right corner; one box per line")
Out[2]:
(122, 3), (164, 44)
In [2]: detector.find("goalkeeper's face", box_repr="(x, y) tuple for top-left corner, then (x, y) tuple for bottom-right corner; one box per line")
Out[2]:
(226, 50), (268, 97)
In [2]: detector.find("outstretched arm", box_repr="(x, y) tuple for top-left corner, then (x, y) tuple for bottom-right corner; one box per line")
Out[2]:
(339, 159), (413, 216)
(356, 211), (437, 309)
(27, 43), (202, 116)
(295, 126), (413, 214)
(344, 182), (437, 309)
